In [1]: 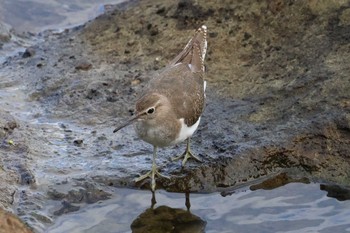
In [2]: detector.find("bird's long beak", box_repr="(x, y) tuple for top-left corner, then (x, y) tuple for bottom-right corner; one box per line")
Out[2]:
(113, 114), (140, 133)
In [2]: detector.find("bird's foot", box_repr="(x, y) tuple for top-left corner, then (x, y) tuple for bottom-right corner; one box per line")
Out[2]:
(171, 148), (202, 167)
(134, 167), (170, 191)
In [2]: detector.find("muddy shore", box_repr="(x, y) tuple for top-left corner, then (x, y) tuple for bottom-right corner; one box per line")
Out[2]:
(1, 0), (350, 231)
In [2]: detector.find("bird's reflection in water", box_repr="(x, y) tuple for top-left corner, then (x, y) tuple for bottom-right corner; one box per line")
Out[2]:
(131, 192), (206, 233)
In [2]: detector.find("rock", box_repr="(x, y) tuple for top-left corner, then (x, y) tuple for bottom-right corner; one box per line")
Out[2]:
(22, 47), (36, 58)
(0, 22), (12, 46)
(131, 205), (206, 233)
(0, 168), (17, 211)
(340, 8), (350, 26)
(170, 1), (214, 29)
(0, 111), (18, 139)
(47, 182), (111, 204)
(53, 201), (80, 216)
(249, 173), (310, 191)
(320, 184), (350, 201)
(0, 208), (33, 233)
(47, 182), (111, 216)
(73, 139), (83, 146)
(17, 164), (35, 185)
(75, 60), (92, 70)
(79, 0), (350, 191)
(308, 0), (348, 15)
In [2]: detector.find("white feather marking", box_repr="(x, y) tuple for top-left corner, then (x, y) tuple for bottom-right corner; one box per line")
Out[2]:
(173, 117), (201, 144)
(200, 25), (207, 62)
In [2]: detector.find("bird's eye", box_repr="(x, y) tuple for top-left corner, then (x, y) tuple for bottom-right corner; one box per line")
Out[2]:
(147, 107), (155, 114)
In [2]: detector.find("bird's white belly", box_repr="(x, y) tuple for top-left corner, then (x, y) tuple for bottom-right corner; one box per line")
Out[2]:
(173, 117), (201, 144)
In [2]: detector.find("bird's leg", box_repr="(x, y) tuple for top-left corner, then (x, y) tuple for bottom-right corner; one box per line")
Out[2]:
(134, 146), (170, 191)
(185, 192), (191, 211)
(151, 191), (157, 209)
(171, 138), (202, 167)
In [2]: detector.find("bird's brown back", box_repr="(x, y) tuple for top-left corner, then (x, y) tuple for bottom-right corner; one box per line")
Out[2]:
(144, 64), (205, 126)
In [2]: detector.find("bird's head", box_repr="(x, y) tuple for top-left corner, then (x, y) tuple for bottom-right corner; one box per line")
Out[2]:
(113, 93), (170, 133)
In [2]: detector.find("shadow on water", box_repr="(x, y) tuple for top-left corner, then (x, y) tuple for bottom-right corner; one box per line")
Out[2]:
(46, 182), (350, 233)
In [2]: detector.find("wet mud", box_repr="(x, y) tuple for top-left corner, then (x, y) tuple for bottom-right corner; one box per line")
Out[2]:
(1, 0), (350, 231)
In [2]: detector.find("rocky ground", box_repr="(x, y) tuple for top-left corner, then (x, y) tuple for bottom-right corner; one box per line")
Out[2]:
(1, 0), (350, 231)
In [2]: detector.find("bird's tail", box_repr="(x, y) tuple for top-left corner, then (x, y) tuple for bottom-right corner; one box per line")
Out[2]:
(169, 25), (207, 73)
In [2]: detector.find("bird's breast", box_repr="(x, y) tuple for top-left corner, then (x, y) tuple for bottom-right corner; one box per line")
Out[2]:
(133, 118), (181, 148)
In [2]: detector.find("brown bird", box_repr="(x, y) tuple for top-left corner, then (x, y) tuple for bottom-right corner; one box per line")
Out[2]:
(114, 25), (207, 191)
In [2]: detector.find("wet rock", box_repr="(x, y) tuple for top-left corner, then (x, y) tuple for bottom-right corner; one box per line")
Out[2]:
(249, 173), (310, 191)
(0, 169), (17, 210)
(131, 205), (206, 233)
(0, 22), (12, 45)
(19, 171), (35, 186)
(36, 62), (45, 68)
(16, 165), (35, 186)
(320, 184), (350, 201)
(22, 47), (36, 58)
(0, 111), (18, 139)
(22, 0), (349, 192)
(29, 212), (52, 224)
(75, 60), (92, 70)
(0, 208), (33, 233)
(53, 201), (80, 216)
(47, 189), (66, 201)
(47, 182), (111, 204)
(73, 139), (83, 146)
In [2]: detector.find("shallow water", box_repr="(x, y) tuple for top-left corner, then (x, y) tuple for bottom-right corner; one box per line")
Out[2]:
(0, 0), (125, 63)
(46, 183), (350, 233)
(0, 0), (125, 33)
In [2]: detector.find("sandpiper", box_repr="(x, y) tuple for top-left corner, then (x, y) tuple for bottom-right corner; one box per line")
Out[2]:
(113, 25), (207, 191)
